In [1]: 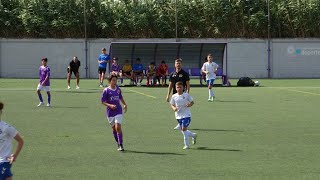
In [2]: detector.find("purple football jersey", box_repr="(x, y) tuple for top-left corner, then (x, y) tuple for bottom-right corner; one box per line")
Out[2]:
(101, 86), (123, 117)
(39, 66), (50, 86)
(111, 63), (121, 72)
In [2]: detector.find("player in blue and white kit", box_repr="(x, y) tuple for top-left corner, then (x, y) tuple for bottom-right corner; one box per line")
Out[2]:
(37, 58), (51, 107)
(101, 75), (128, 151)
(0, 102), (24, 180)
(170, 82), (197, 149)
(201, 54), (219, 102)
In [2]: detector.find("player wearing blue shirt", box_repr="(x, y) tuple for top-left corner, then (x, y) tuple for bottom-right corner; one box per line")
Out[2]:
(98, 48), (111, 87)
(132, 58), (144, 86)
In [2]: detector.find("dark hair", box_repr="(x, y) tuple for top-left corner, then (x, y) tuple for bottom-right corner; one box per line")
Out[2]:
(207, 54), (213, 57)
(101, 48), (106, 51)
(175, 58), (182, 63)
(0, 102), (3, 110)
(136, 58), (141, 61)
(176, 81), (183, 86)
(113, 57), (118, 60)
(108, 75), (118, 82)
(41, 58), (48, 62)
(125, 59), (129, 63)
(150, 62), (155, 65)
(161, 60), (166, 64)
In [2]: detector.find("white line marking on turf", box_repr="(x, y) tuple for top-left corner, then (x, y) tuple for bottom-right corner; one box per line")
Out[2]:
(280, 88), (320, 96)
(127, 89), (157, 99)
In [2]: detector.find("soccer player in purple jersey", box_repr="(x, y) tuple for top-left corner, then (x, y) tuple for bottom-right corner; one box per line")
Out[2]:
(110, 57), (123, 86)
(36, 58), (51, 107)
(101, 75), (127, 151)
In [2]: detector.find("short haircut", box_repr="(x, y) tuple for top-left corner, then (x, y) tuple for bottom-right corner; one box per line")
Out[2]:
(161, 60), (166, 64)
(0, 102), (3, 110)
(136, 58), (141, 61)
(125, 59), (129, 63)
(101, 48), (106, 51)
(175, 58), (182, 63)
(207, 54), (213, 57)
(150, 62), (155, 65)
(108, 75), (118, 82)
(176, 81), (183, 86)
(41, 58), (48, 62)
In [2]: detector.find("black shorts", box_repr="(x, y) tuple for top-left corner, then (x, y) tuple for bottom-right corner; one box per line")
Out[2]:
(98, 67), (106, 74)
(68, 68), (78, 76)
(123, 71), (132, 76)
(134, 71), (144, 76)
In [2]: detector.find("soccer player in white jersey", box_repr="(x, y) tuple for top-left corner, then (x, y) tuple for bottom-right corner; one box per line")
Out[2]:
(0, 102), (24, 180)
(170, 82), (197, 149)
(201, 54), (219, 102)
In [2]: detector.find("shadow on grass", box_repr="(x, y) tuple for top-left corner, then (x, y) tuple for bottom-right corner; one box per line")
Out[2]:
(125, 150), (185, 156)
(190, 128), (243, 132)
(55, 90), (99, 94)
(195, 147), (242, 152)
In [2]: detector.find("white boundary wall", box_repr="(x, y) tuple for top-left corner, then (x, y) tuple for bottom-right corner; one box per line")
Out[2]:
(1, 38), (320, 78)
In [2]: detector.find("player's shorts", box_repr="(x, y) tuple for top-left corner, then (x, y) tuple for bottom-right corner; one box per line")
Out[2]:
(147, 72), (156, 76)
(177, 117), (191, 128)
(37, 84), (50, 92)
(123, 71), (131, 76)
(107, 114), (123, 127)
(0, 162), (13, 179)
(68, 68), (78, 76)
(134, 71), (144, 76)
(98, 67), (106, 74)
(206, 79), (215, 86)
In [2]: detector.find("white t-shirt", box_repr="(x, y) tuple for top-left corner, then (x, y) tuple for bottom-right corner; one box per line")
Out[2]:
(0, 121), (17, 163)
(201, 62), (219, 80)
(170, 92), (193, 119)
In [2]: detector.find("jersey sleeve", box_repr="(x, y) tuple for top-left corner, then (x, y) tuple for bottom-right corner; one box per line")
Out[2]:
(98, 55), (101, 60)
(187, 94), (194, 102)
(201, 63), (206, 71)
(101, 89), (108, 103)
(170, 96), (175, 106)
(6, 125), (18, 139)
(47, 67), (51, 77)
(119, 88), (123, 100)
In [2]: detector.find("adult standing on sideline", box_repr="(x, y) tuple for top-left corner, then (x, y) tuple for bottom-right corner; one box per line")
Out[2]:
(98, 48), (111, 87)
(67, 56), (81, 89)
(166, 58), (190, 130)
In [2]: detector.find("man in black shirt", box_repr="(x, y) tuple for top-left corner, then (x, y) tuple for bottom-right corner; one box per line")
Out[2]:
(67, 56), (81, 89)
(166, 58), (191, 130)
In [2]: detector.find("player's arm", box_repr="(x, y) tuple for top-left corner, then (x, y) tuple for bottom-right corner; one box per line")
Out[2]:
(166, 82), (173, 102)
(102, 102), (116, 110)
(120, 99), (127, 113)
(171, 104), (178, 112)
(214, 64), (219, 73)
(201, 64), (208, 74)
(186, 81), (190, 93)
(9, 133), (24, 164)
(186, 100), (194, 107)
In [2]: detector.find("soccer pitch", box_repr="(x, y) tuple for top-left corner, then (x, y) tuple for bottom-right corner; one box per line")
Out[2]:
(0, 78), (320, 180)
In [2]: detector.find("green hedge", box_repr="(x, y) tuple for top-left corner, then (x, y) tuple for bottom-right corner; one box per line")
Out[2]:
(1, 0), (320, 38)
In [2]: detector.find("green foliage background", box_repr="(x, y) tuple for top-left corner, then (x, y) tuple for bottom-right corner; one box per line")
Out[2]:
(1, 0), (320, 38)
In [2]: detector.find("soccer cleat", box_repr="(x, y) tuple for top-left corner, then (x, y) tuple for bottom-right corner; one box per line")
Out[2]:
(173, 124), (180, 130)
(67, 86), (71, 89)
(99, 84), (103, 88)
(37, 102), (44, 107)
(117, 145), (124, 151)
(76, 86), (80, 89)
(46, 103), (51, 107)
(183, 146), (190, 150)
(211, 96), (215, 101)
(137, 82), (141, 86)
(208, 98), (212, 102)
(192, 133), (197, 145)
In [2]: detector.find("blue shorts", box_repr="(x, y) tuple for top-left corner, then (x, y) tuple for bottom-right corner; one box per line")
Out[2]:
(206, 79), (215, 86)
(177, 117), (191, 128)
(0, 162), (13, 179)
